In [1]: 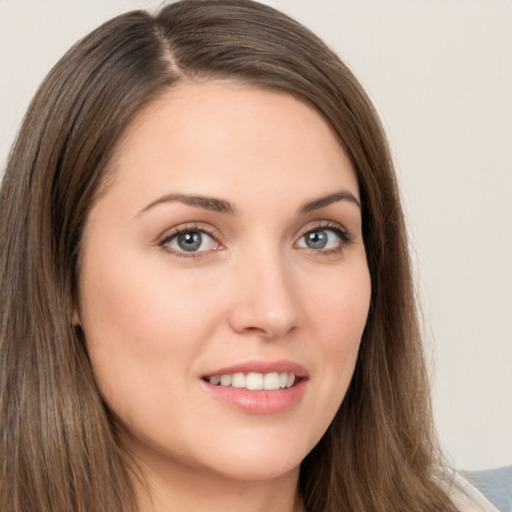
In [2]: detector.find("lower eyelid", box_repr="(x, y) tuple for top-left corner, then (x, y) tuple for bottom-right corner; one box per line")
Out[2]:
(158, 226), (221, 253)
(158, 222), (352, 255)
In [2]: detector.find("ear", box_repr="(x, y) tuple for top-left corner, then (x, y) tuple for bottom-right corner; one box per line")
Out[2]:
(72, 308), (81, 327)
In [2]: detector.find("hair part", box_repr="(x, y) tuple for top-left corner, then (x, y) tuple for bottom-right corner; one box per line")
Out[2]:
(0, 1), (456, 511)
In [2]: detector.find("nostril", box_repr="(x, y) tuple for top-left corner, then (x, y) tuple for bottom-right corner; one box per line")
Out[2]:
(241, 324), (296, 340)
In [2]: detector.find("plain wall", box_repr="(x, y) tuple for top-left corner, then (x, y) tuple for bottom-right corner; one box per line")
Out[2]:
(1, 0), (511, 470)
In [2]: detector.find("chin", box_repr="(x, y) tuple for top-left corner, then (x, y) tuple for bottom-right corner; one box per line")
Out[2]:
(206, 452), (303, 483)
(194, 428), (315, 482)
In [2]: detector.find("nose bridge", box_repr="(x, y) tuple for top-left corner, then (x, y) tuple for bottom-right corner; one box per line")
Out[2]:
(229, 241), (300, 339)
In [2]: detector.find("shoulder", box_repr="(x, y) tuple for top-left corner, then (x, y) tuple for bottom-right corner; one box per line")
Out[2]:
(441, 470), (501, 512)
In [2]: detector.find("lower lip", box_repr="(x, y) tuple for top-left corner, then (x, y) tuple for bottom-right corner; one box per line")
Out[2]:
(201, 379), (308, 414)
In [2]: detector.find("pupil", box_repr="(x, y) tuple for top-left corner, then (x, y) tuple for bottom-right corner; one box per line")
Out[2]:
(178, 232), (202, 251)
(306, 230), (327, 249)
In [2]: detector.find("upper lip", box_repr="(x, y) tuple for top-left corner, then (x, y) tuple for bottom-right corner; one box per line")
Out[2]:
(202, 360), (308, 378)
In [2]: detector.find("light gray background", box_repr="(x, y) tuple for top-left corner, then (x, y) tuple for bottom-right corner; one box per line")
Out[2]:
(1, 0), (511, 470)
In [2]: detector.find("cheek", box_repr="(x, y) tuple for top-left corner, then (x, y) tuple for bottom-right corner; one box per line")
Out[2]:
(77, 244), (222, 418)
(302, 260), (371, 422)
(307, 259), (371, 352)
(80, 240), (220, 344)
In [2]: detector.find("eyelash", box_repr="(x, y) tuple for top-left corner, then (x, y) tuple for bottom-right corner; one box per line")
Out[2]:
(158, 223), (221, 258)
(158, 221), (352, 258)
(297, 221), (353, 252)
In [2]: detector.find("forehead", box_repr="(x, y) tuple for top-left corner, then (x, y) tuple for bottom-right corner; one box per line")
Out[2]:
(106, 80), (359, 209)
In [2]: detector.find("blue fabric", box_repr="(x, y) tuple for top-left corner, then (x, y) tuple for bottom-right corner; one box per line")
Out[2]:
(464, 466), (512, 512)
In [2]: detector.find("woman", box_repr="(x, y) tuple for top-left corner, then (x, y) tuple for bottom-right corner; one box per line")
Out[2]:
(0, 1), (498, 511)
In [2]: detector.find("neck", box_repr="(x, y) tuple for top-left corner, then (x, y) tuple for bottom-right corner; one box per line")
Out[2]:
(128, 449), (304, 512)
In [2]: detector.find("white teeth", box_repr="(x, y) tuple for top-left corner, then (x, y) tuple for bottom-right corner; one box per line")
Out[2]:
(220, 374), (232, 386)
(246, 372), (263, 390)
(207, 372), (298, 390)
(209, 375), (221, 385)
(263, 372), (280, 391)
(231, 372), (246, 388)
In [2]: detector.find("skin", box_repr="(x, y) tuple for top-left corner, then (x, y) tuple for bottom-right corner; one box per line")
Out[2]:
(77, 81), (371, 512)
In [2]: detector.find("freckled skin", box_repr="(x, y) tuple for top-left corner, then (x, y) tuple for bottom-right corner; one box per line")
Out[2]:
(78, 81), (371, 509)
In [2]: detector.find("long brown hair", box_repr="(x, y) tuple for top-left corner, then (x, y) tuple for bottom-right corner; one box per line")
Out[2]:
(0, 1), (457, 510)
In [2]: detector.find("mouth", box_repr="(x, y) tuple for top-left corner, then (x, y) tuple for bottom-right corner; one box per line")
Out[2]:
(203, 371), (301, 391)
(200, 361), (308, 414)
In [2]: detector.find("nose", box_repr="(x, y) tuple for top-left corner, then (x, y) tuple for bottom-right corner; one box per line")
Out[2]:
(228, 249), (302, 340)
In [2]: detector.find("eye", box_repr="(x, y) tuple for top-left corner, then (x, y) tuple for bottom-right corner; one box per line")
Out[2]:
(295, 225), (349, 251)
(161, 229), (220, 254)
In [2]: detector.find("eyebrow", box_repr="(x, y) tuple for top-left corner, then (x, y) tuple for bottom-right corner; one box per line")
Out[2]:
(299, 190), (360, 213)
(137, 189), (360, 217)
(137, 193), (236, 216)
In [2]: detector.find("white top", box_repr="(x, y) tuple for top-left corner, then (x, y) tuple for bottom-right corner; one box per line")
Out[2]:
(445, 471), (500, 512)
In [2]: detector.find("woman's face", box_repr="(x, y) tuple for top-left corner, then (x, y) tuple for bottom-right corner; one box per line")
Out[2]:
(78, 81), (371, 483)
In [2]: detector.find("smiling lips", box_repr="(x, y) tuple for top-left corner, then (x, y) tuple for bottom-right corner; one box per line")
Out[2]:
(205, 371), (296, 390)
(202, 361), (308, 414)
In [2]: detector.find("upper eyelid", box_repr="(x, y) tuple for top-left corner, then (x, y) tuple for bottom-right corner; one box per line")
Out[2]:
(156, 219), (350, 251)
(293, 219), (348, 240)
(158, 222), (221, 244)
(157, 225), (222, 258)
